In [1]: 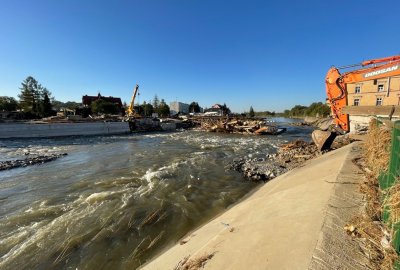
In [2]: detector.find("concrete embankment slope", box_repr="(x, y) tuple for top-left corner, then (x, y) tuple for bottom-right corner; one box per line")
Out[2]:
(142, 143), (367, 270)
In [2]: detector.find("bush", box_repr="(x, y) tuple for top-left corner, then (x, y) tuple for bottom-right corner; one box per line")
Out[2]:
(91, 99), (119, 115)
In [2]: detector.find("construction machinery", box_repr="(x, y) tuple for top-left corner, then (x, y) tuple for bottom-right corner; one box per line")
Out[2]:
(126, 84), (139, 118)
(313, 55), (400, 150)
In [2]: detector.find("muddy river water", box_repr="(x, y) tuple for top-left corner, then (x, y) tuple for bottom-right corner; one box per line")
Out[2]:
(0, 120), (312, 269)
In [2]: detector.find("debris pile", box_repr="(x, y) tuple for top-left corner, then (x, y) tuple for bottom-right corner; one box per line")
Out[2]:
(344, 215), (397, 270)
(0, 153), (68, 171)
(197, 117), (284, 135)
(229, 140), (322, 181)
(275, 140), (322, 169)
(229, 132), (357, 182)
(229, 157), (286, 182)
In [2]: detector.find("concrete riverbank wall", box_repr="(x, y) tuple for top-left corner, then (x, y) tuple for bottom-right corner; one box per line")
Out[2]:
(142, 143), (371, 270)
(0, 122), (131, 139)
(0, 120), (179, 139)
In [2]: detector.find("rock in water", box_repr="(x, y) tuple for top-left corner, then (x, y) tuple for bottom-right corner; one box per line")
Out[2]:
(0, 153), (68, 171)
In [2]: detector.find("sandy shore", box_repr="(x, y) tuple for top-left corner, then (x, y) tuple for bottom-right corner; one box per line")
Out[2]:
(141, 143), (366, 269)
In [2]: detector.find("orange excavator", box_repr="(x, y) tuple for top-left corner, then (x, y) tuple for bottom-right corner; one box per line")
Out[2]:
(313, 55), (400, 150)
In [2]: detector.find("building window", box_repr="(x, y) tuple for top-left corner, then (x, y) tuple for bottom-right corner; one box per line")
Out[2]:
(353, 99), (360, 106)
(376, 97), (383, 106)
(355, 85), (361, 93)
(378, 84), (385, 92)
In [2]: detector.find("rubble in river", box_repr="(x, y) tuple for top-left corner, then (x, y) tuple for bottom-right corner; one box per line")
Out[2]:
(276, 140), (323, 169)
(196, 117), (285, 135)
(228, 140), (318, 181)
(0, 153), (68, 171)
(229, 157), (287, 182)
(229, 137), (352, 182)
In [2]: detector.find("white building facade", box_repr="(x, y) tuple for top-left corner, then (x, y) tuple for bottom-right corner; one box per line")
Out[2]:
(169, 102), (190, 115)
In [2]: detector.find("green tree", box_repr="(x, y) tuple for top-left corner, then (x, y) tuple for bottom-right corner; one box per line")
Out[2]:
(18, 76), (38, 114)
(189, 102), (200, 113)
(38, 87), (53, 117)
(157, 99), (170, 117)
(305, 102), (330, 117)
(283, 109), (290, 117)
(152, 95), (160, 109)
(255, 110), (276, 117)
(52, 100), (81, 111)
(91, 99), (118, 115)
(290, 105), (307, 116)
(249, 106), (255, 117)
(64, 101), (81, 110)
(280, 102), (330, 117)
(51, 100), (64, 111)
(141, 101), (154, 117)
(222, 103), (231, 115)
(18, 76), (53, 117)
(0, 96), (19, 111)
(41, 93), (53, 117)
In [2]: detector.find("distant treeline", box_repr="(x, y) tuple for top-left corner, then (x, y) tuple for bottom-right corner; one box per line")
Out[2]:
(247, 102), (330, 118)
(280, 102), (330, 118)
(254, 110), (276, 117)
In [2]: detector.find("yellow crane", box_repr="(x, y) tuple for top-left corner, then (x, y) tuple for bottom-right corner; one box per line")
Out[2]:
(126, 84), (139, 117)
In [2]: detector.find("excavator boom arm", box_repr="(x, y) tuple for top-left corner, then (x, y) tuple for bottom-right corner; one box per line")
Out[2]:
(127, 84), (139, 116)
(362, 55), (400, 66)
(326, 55), (400, 132)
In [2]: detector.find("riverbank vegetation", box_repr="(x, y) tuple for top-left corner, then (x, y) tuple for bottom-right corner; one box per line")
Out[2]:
(0, 97), (19, 111)
(281, 102), (330, 118)
(350, 121), (398, 269)
(1, 76), (74, 119)
(189, 102), (201, 113)
(137, 95), (171, 117)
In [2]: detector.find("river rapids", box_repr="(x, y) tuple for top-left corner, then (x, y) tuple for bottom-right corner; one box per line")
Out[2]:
(0, 120), (312, 269)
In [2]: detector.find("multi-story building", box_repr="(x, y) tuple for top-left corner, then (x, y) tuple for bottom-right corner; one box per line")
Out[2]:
(347, 76), (400, 106)
(169, 102), (190, 115)
(344, 76), (400, 132)
(82, 93), (123, 109)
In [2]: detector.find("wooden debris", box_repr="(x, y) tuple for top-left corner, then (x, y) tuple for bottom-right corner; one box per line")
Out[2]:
(194, 117), (284, 135)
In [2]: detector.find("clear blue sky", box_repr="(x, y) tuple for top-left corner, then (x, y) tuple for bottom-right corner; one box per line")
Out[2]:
(1, 0), (400, 113)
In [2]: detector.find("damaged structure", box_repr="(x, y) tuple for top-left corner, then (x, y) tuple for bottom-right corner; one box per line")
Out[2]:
(194, 117), (286, 135)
